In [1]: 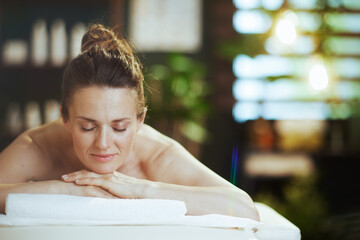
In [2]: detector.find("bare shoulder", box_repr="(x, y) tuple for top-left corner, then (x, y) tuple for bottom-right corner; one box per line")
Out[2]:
(134, 124), (176, 163)
(27, 119), (71, 155)
(135, 124), (232, 187)
(134, 124), (177, 164)
(136, 124), (177, 151)
(0, 119), (70, 183)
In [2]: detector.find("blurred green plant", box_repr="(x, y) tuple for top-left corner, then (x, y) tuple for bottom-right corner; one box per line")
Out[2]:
(217, 35), (267, 60)
(145, 53), (211, 144)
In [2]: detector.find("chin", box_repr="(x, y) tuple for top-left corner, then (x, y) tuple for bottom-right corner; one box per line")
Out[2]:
(80, 155), (123, 174)
(86, 163), (119, 174)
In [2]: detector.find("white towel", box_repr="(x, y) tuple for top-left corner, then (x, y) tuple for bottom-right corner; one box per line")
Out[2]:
(1, 193), (263, 232)
(5, 193), (187, 222)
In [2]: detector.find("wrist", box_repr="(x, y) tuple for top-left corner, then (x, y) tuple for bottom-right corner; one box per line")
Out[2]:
(138, 179), (157, 199)
(47, 180), (66, 194)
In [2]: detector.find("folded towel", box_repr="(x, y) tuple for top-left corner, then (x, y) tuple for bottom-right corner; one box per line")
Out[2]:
(5, 194), (187, 222)
(1, 194), (263, 232)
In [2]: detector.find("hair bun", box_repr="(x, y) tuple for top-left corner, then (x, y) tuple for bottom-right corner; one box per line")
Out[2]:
(81, 24), (133, 57)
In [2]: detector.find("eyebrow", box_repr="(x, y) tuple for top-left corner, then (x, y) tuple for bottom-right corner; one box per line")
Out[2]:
(75, 116), (131, 123)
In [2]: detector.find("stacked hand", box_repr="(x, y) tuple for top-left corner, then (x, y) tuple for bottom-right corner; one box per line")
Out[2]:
(61, 170), (149, 199)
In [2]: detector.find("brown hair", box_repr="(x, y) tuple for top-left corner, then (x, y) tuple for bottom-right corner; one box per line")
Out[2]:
(60, 24), (145, 120)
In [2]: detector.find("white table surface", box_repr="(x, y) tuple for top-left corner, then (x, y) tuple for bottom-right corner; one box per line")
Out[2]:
(0, 203), (301, 240)
(0, 225), (257, 240)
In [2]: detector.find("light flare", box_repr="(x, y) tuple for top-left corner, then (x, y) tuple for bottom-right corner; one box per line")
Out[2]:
(230, 144), (239, 185)
(228, 144), (239, 216)
(275, 11), (298, 45)
(309, 64), (329, 90)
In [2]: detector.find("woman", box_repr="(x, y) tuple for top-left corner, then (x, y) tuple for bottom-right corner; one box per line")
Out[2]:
(0, 24), (259, 220)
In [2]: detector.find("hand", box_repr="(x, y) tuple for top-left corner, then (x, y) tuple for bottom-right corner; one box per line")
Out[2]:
(51, 180), (116, 199)
(61, 170), (149, 199)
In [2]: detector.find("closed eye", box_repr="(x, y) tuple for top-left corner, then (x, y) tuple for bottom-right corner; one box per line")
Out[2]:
(81, 127), (95, 132)
(113, 128), (126, 132)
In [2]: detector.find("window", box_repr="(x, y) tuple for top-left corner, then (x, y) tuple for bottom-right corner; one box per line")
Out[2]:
(232, 0), (360, 122)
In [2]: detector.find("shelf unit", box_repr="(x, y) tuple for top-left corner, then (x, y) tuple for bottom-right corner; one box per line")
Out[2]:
(0, 0), (126, 150)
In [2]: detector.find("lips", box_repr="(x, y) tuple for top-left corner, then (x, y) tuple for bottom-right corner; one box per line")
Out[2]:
(90, 153), (117, 163)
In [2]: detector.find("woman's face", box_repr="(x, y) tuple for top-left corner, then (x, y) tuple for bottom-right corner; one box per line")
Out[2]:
(63, 86), (145, 174)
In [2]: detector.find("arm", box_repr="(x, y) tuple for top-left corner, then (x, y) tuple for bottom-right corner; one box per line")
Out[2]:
(0, 181), (114, 214)
(64, 170), (259, 220)
(0, 131), (114, 214)
(145, 141), (260, 219)
(64, 139), (260, 220)
(0, 132), (54, 184)
(144, 180), (257, 218)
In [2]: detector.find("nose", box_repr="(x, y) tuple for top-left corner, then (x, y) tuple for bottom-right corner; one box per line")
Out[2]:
(94, 126), (110, 150)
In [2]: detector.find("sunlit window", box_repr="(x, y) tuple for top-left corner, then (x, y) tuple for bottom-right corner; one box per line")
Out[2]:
(266, 80), (311, 100)
(274, 10), (298, 44)
(262, 0), (284, 10)
(233, 55), (294, 78)
(324, 37), (360, 55)
(332, 58), (360, 78)
(328, 0), (360, 10)
(343, 0), (360, 9)
(233, 0), (261, 9)
(233, 102), (261, 123)
(307, 59), (330, 91)
(232, 1), (360, 122)
(233, 10), (272, 34)
(336, 81), (360, 99)
(233, 0), (284, 10)
(296, 12), (322, 32)
(233, 79), (264, 101)
(288, 0), (319, 9)
(326, 13), (360, 33)
(265, 35), (316, 55)
(263, 102), (329, 120)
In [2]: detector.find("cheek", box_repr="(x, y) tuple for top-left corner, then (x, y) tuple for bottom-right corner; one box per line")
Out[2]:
(114, 130), (136, 150)
(72, 131), (93, 154)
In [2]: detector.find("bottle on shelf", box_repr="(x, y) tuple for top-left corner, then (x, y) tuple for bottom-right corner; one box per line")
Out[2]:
(5, 102), (24, 137)
(70, 22), (87, 59)
(44, 99), (60, 123)
(2, 40), (28, 65)
(50, 19), (67, 66)
(31, 19), (48, 66)
(25, 101), (42, 130)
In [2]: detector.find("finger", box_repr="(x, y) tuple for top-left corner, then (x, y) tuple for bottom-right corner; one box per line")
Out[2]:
(77, 178), (118, 198)
(75, 177), (109, 189)
(113, 171), (123, 177)
(112, 171), (137, 183)
(85, 186), (117, 199)
(62, 170), (99, 182)
(62, 169), (88, 181)
(94, 188), (118, 199)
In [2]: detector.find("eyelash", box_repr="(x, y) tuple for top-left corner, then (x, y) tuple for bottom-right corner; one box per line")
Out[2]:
(81, 127), (94, 132)
(81, 127), (126, 133)
(113, 128), (126, 132)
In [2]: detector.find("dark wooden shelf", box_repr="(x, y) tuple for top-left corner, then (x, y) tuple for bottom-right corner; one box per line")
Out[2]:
(0, 64), (64, 102)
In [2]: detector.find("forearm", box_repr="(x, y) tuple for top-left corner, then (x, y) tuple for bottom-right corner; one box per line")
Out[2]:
(143, 181), (260, 221)
(0, 180), (63, 214)
(64, 170), (260, 220)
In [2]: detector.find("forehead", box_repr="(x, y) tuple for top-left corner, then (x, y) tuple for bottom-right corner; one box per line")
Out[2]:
(69, 86), (137, 119)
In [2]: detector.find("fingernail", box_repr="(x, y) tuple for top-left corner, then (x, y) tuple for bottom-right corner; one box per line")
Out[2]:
(75, 179), (80, 183)
(62, 175), (69, 180)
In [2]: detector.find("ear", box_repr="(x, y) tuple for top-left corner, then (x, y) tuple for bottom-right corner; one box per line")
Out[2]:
(136, 107), (147, 131)
(60, 106), (71, 132)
